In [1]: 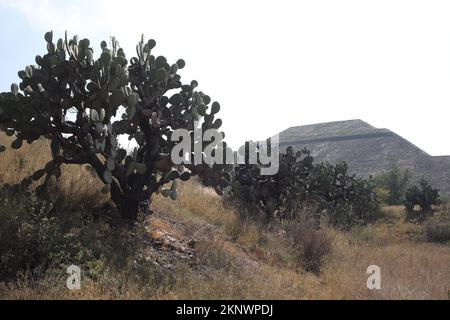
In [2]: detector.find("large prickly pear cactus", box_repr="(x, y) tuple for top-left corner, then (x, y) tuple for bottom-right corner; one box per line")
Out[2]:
(231, 145), (315, 221)
(230, 143), (380, 229)
(309, 161), (380, 229)
(0, 31), (230, 221)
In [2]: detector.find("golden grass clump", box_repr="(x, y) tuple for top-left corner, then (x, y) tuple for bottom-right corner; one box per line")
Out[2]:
(0, 133), (107, 208)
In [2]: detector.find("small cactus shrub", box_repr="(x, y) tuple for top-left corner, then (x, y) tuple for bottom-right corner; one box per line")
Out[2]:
(0, 32), (230, 221)
(404, 179), (441, 222)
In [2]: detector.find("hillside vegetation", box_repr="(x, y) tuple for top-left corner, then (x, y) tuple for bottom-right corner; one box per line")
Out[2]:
(0, 133), (449, 300)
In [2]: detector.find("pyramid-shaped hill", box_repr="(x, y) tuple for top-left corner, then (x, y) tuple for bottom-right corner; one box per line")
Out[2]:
(277, 120), (450, 195)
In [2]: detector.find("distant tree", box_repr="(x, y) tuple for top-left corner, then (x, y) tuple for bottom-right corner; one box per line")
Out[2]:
(404, 179), (441, 222)
(0, 31), (230, 221)
(374, 165), (411, 205)
(375, 187), (390, 204)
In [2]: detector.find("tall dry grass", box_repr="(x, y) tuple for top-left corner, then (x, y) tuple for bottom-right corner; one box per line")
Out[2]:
(0, 133), (107, 208)
(152, 181), (450, 300)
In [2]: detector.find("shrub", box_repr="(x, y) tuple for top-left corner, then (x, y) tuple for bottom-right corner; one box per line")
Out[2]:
(375, 187), (390, 205)
(0, 185), (147, 282)
(0, 31), (230, 222)
(426, 222), (450, 244)
(374, 165), (411, 205)
(287, 219), (333, 274)
(404, 179), (441, 222)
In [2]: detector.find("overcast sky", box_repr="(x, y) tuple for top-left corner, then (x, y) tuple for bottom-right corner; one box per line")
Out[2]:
(1, 0), (450, 155)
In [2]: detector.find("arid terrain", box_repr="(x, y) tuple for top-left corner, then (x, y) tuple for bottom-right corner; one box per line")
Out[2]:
(0, 133), (449, 300)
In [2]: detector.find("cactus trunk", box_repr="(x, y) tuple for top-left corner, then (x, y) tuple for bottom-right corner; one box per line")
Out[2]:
(117, 194), (139, 221)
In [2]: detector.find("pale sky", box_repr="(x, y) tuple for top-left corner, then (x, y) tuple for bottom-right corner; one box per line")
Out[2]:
(1, 0), (450, 155)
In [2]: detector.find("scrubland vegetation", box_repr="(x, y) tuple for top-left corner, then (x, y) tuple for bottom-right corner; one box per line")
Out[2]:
(0, 32), (448, 300)
(0, 133), (449, 300)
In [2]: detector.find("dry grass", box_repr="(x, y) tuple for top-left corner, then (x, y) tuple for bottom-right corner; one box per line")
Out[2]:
(0, 134), (51, 184)
(0, 133), (449, 300)
(153, 180), (266, 251)
(0, 133), (107, 208)
(288, 219), (334, 274)
(152, 182), (450, 300)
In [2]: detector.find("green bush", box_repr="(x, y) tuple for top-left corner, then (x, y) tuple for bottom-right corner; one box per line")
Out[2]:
(373, 166), (411, 205)
(375, 187), (390, 205)
(0, 185), (147, 282)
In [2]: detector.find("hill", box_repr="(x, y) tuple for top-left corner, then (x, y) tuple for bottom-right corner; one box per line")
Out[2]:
(277, 120), (450, 195)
